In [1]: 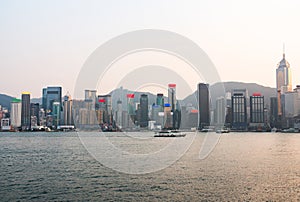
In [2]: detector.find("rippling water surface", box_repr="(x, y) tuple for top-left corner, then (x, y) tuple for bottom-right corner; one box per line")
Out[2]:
(0, 132), (299, 201)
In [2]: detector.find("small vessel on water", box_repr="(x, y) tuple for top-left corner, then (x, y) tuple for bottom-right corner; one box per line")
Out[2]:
(200, 128), (214, 132)
(154, 130), (186, 137)
(216, 128), (230, 133)
(281, 128), (299, 133)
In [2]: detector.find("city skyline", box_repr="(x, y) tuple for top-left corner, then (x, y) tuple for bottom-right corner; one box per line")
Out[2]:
(1, 1), (300, 98)
(1, 1), (300, 201)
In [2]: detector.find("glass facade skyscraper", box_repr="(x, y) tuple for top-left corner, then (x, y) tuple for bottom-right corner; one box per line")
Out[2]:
(276, 50), (292, 117)
(42, 86), (62, 113)
(156, 93), (164, 109)
(249, 94), (265, 131)
(21, 92), (31, 130)
(232, 89), (247, 131)
(139, 94), (148, 128)
(270, 97), (278, 128)
(168, 84), (176, 111)
(198, 83), (210, 129)
(30, 103), (40, 126)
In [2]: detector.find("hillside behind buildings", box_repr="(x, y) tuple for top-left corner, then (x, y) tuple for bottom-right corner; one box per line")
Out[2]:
(0, 82), (277, 111)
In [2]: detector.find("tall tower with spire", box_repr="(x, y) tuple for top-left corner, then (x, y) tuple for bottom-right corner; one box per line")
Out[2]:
(276, 45), (292, 116)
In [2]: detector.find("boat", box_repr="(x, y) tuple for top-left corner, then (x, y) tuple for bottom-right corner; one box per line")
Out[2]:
(154, 130), (186, 137)
(216, 128), (230, 133)
(281, 128), (299, 133)
(200, 128), (214, 132)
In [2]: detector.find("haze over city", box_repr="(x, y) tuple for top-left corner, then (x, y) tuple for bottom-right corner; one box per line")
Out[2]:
(1, 0), (300, 98)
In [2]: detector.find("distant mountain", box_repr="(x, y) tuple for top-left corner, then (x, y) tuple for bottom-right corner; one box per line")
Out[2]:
(31, 98), (42, 105)
(110, 87), (166, 110)
(182, 82), (277, 108)
(0, 94), (42, 111)
(0, 82), (276, 112)
(109, 82), (276, 111)
(0, 94), (14, 110)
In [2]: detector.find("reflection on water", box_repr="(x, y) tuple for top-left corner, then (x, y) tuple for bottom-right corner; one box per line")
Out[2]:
(0, 132), (299, 201)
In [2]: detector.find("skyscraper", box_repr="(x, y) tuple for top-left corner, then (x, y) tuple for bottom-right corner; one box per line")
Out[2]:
(216, 96), (226, 126)
(42, 88), (47, 110)
(198, 83), (210, 129)
(164, 103), (172, 129)
(63, 94), (73, 125)
(168, 84), (176, 111)
(52, 102), (61, 127)
(116, 100), (123, 128)
(84, 90), (97, 109)
(249, 93), (265, 131)
(270, 97), (278, 128)
(168, 84), (181, 129)
(156, 93), (164, 109)
(21, 92), (31, 130)
(139, 94), (148, 128)
(276, 48), (292, 116)
(231, 89), (248, 131)
(30, 103), (40, 126)
(42, 86), (62, 113)
(97, 95), (112, 124)
(10, 98), (22, 129)
(127, 94), (135, 126)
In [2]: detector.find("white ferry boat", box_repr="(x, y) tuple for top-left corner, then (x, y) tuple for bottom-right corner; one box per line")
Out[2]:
(154, 130), (186, 137)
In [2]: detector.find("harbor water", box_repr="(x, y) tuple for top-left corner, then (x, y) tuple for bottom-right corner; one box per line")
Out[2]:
(0, 132), (299, 201)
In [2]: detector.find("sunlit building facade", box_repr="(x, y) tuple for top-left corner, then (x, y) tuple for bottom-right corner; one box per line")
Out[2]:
(10, 98), (22, 128)
(276, 51), (292, 116)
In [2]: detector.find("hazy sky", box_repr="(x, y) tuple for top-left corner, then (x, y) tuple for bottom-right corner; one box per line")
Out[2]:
(1, 0), (300, 98)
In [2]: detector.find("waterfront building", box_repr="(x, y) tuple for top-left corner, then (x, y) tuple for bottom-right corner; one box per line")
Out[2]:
(21, 92), (31, 130)
(116, 100), (123, 128)
(276, 48), (292, 117)
(39, 108), (46, 127)
(126, 94), (135, 126)
(52, 102), (60, 127)
(249, 93), (265, 130)
(139, 94), (148, 128)
(198, 83), (210, 129)
(280, 86), (300, 128)
(121, 110), (129, 129)
(270, 97), (278, 128)
(168, 84), (181, 129)
(1, 118), (10, 131)
(63, 94), (73, 125)
(151, 104), (164, 128)
(231, 89), (248, 131)
(97, 95), (113, 124)
(30, 103), (40, 126)
(84, 90), (97, 109)
(164, 103), (172, 129)
(187, 110), (198, 129)
(155, 93), (165, 127)
(42, 88), (47, 110)
(216, 96), (226, 126)
(10, 98), (21, 128)
(156, 93), (164, 109)
(168, 84), (176, 110)
(42, 86), (62, 113)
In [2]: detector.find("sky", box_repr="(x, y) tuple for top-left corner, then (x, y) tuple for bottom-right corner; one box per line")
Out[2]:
(1, 0), (300, 99)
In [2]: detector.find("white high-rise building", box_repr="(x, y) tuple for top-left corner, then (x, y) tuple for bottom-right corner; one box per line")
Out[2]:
(10, 98), (22, 128)
(216, 97), (226, 125)
(276, 47), (292, 116)
(116, 100), (123, 128)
